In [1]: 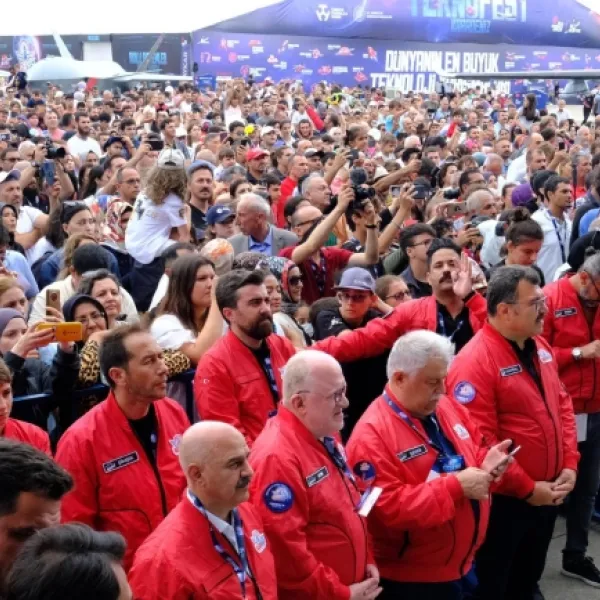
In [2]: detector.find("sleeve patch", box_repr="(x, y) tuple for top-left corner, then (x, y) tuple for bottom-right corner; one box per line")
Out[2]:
(353, 461), (377, 483)
(453, 381), (476, 404)
(263, 482), (294, 513)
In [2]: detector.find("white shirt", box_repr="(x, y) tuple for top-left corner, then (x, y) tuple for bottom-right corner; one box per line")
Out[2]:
(151, 314), (195, 351)
(532, 209), (572, 283)
(556, 109), (572, 124)
(505, 154), (527, 184)
(224, 106), (243, 128)
(27, 237), (56, 266)
(67, 135), (102, 162)
(17, 205), (45, 263)
(149, 273), (169, 310)
(125, 193), (187, 265)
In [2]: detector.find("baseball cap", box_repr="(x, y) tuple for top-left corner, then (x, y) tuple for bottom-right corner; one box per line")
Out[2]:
(261, 126), (275, 136)
(246, 148), (269, 162)
(187, 159), (215, 178)
(0, 170), (20, 185)
(335, 267), (375, 292)
(206, 205), (235, 226)
(157, 148), (185, 171)
(103, 135), (123, 152)
(305, 148), (325, 159)
(368, 128), (381, 142)
(175, 126), (187, 138)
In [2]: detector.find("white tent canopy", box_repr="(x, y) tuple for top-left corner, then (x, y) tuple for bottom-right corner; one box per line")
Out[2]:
(0, 0), (283, 35)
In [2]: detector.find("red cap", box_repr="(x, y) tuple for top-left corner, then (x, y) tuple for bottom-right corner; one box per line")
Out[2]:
(246, 148), (269, 161)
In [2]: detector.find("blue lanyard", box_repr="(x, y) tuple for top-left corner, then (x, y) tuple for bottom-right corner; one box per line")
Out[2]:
(187, 490), (249, 597)
(322, 436), (356, 483)
(437, 310), (465, 343)
(383, 391), (451, 456)
(546, 209), (567, 263)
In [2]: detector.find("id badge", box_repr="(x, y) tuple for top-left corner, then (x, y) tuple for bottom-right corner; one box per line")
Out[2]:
(436, 454), (466, 474)
(356, 486), (382, 517)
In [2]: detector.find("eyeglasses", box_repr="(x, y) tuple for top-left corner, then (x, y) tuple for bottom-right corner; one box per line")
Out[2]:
(338, 291), (371, 303)
(288, 276), (303, 286)
(506, 296), (547, 311)
(295, 216), (323, 229)
(385, 291), (410, 301)
(298, 388), (347, 405)
(76, 311), (105, 326)
(409, 238), (434, 249)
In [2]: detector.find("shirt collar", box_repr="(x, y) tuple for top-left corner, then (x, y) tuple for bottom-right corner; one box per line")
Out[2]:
(250, 225), (273, 247)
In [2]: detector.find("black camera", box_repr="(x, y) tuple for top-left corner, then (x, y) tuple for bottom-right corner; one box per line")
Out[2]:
(45, 140), (65, 160)
(443, 188), (461, 200)
(349, 168), (376, 204)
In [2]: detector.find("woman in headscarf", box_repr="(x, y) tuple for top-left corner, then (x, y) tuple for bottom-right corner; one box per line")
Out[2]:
(0, 307), (79, 429)
(101, 201), (134, 280)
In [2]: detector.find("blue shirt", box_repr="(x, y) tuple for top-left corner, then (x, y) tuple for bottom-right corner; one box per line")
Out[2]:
(248, 226), (273, 255)
(579, 208), (600, 237)
(5, 250), (39, 298)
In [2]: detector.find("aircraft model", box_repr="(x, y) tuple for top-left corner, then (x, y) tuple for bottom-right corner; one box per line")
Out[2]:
(25, 34), (192, 84)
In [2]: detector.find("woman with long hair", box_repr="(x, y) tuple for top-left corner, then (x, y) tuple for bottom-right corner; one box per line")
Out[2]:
(518, 93), (539, 131)
(150, 254), (223, 364)
(187, 122), (202, 156)
(0, 204), (25, 255)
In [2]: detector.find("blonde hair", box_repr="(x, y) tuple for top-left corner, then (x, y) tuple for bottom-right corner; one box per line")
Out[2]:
(145, 165), (187, 205)
(0, 276), (21, 299)
(59, 233), (96, 280)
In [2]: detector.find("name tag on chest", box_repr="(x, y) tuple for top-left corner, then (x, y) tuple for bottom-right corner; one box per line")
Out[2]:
(397, 444), (427, 462)
(102, 451), (139, 474)
(500, 364), (523, 377)
(555, 307), (577, 318)
(306, 466), (329, 488)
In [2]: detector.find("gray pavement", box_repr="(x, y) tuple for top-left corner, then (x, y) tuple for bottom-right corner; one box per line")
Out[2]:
(542, 517), (600, 599)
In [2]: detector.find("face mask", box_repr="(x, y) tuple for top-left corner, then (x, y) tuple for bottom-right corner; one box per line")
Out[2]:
(301, 323), (314, 338)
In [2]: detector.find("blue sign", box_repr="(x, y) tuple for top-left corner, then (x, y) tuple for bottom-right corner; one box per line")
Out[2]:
(192, 30), (600, 92)
(208, 0), (600, 48)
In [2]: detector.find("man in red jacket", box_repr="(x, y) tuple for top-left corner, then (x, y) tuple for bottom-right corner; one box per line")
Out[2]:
(249, 350), (380, 600)
(348, 330), (513, 600)
(56, 325), (190, 571)
(314, 238), (486, 364)
(446, 266), (579, 600)
(0, 360), (50, 455)
(542, 253), (600, 586)
(195, 269), (296, 445)
(129, 421), (277, 600)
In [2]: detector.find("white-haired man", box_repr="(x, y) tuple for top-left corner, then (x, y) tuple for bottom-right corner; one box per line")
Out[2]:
(249, 350), (380, 600)
(228, 193), (297, 256)
(129, 421), (277, 599)
(347, 330), (512, 600)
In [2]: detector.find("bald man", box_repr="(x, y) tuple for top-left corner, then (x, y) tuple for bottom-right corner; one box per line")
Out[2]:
(129, 422), (277, 600)
(249, 350), (380, 600)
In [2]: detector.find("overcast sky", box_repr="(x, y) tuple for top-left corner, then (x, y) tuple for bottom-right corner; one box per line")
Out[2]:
(0, 0), (280, 35)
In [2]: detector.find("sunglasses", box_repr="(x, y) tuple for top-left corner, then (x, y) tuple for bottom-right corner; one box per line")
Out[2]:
(288, 276), (303, 286)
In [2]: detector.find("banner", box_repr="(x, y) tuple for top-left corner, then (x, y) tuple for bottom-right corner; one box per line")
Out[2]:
(209, 0), (600, 48)
(192, 30), (600, 91)
(111, 34), (186, 75)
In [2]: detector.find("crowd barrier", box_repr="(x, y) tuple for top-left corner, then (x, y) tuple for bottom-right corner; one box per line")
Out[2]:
(10, 369), (198, 431)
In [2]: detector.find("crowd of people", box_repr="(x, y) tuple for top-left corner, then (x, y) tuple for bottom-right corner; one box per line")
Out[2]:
(1, 74), (600, 600)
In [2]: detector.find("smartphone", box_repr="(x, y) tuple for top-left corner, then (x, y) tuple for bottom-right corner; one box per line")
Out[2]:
(147, 139), (164, 152)
(558, 140), (566, 151)
(448, 202), (467, 217)
(36, 322), (83, 343)
(413, 183), (430, 201)
(389, 185), (403, 198)
(348, 148), (359, 166)
(41, 161), (55, 186)
(46, 289), (61, 313)
(490, 445), (521, 473)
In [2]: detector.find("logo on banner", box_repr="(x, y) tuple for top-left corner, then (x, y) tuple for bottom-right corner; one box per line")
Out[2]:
(316, 4), (331, 21)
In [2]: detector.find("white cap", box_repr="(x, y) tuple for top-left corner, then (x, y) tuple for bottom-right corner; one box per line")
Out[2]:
(74, 91), (85, 102)
(157, 148), (185, 170)
(165, 85), (174, 94)
(175, 126), (187, 138)
(368, 128), (381, 142)
(54, 90), (64, 99)
(261, 126), (275, 136)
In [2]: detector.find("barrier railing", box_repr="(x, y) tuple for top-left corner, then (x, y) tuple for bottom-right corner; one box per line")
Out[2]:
(10, 369), (197, 433)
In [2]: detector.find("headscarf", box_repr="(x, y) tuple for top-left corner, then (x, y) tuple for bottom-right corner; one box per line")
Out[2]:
(102, 201), (133, 250)
(0, 308), (24, 341)
(62, 294), (109, 347)
(200, 239), (234, 276)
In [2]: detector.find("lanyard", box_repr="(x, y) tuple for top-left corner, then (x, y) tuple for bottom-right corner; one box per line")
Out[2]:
(546, 209), (567, 263)
(187, 491), (249, 598)
(322, 436), (356, 483)
(383, 391), (452, 456)
(437, 309), (465, 343)
(309, 251), (327, 296)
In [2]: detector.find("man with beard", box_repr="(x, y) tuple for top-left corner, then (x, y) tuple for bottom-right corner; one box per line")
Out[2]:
(313, 239), (487, 369)
(541, 253), (600, 587)
(446, 266), (579, 600)
(249, 350), (380, 600)
(187, 160), (215, 239)
(66, 112), (102, 162)
(55, 325), (190, 571)
(129, 422), (278, 599)
(194, 270), (296, 445)
(245, 148), (270, 185)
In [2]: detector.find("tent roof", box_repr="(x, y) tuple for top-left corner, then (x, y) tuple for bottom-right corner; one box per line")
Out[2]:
(0, 0), (283, 35)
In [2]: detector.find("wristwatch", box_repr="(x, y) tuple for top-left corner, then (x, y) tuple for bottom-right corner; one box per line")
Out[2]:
(572, 347), (583, 361)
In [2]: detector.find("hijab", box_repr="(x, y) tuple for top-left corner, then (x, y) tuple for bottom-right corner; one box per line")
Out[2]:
(102, 201), (133, 251)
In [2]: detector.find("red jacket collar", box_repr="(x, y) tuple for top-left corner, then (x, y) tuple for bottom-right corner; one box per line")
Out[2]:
(276, 405), (333, 456)
(104, 390), (166, 434)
